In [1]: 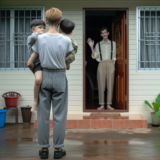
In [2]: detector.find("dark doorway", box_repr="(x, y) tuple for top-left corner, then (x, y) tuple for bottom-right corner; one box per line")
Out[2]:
(83, 9), (129, 112)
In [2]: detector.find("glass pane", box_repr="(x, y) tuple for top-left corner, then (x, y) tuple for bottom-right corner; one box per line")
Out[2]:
(145, 18), (150, 32)
(140, 18), (144, 39)
(31, 10), (36, 17)
(7, 10), (10, 17)
(150, 62), (156, 68)
(1, 10), (5, 17)
(37, 10), (41, 17)
(140, 10), (144, 16)
(158, 17), (160, 31)
(20, 10), (24, 17)
(145, 11), (150, 16)
(25, 18), (31, 33)
(151, 45), (156, 61)
(151, 11), (155, 16)
(15, 10), (18, 17)
(157, 62), (160, 68)
(0, 10), (10, 69)
(157, 46), (160, 63)
(14, 9), (42, 69)
(25, 10), (30, 17)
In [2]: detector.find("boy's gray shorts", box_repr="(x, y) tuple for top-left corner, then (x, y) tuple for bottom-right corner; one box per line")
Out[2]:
(33, 63), (42, 73)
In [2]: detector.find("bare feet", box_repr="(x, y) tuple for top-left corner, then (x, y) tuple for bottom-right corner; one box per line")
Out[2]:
(30, 102), (37, 113)
(107, 105), (114, 110)
(97, 105), (104, 110)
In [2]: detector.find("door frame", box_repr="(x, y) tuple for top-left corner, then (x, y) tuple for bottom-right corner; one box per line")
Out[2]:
(83, 8), (129, 112)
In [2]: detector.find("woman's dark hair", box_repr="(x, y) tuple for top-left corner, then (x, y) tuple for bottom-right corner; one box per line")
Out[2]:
(100, 27), (109, 33)
(60, 19), (75, 34)
(30, 19), (46, 28)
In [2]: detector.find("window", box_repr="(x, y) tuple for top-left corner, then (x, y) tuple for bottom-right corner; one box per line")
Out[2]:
(0, 7), (44, 71)
(137, 7), (160, 71)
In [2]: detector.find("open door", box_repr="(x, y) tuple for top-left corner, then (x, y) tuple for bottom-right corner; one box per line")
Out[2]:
(112, 13), (126, 109)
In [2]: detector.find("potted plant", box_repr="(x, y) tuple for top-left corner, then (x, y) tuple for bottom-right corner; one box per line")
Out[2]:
(144, 94), (160, 125)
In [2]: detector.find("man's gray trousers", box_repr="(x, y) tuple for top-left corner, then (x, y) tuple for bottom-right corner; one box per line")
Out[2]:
(37, 69), (68, 148)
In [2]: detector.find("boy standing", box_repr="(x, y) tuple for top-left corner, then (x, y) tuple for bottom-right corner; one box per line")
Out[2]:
(59, 19), (78, 70)
(32, 8), (73, 159)
(27, 19), (45, 113)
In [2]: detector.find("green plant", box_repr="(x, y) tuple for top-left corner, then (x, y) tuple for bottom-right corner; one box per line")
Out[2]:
(154, 110), (160, 123)
(144, 94), (160, 123)
(144, 101), (160, 112)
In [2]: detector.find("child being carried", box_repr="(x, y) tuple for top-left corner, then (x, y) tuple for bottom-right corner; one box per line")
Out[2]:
(27, 19), (45, 113)
(59, 19), (78, 70)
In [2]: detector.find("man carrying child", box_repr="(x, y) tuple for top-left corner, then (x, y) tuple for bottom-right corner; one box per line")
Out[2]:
(27, 19), (78, 114)
(27, 7), (78, 159)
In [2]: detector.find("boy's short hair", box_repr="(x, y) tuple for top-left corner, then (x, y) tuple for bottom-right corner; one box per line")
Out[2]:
(100, 27), (109, 33)
(60, 19), (75, 34)
(45, 7), (62, 26)
(30, 19), (46, 28)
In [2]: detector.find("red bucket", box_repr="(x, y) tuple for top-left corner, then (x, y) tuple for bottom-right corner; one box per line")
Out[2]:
(2, 92), (21, 107)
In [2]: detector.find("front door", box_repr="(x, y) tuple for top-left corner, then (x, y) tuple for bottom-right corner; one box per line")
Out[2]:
(83, 9), (129, 112)
(112, 13), (126, 109)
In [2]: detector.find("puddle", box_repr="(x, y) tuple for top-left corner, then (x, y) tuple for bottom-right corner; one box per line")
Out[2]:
(4, 138), (37, 142)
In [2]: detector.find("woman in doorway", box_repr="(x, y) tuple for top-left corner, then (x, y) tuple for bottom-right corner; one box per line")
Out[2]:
(87, 27), (116, 110)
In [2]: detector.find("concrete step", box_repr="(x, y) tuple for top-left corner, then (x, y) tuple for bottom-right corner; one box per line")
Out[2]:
(34, 114), (148, 129)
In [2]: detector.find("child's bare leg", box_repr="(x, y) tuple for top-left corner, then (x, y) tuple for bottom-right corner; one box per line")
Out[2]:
(66, 61), (70, 70)
(31, 71), (42, 113)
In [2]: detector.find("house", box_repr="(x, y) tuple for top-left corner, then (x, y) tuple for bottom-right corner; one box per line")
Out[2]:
(0, 0), (160, 124)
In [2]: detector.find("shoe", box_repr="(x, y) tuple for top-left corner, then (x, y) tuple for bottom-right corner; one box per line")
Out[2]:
(54, 149), (66, 159)
(39, 149), (49, 156)
(39, 149), (49, 159)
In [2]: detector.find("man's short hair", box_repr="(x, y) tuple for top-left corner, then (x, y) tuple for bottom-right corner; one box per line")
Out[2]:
(30, 19), (46, 28)
(45, 7), (62, 26)
(60, 19), (75, 34)
(100, 27), (109, 33)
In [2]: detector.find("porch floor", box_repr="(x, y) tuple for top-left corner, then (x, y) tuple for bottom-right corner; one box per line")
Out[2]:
(34, 114), (148, 129)
(0, 124), (159, 160)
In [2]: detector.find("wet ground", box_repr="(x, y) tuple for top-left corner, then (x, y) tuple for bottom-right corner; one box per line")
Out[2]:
(0, 124), (160, 160)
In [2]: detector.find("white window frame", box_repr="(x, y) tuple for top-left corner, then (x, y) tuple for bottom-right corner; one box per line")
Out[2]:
(0, 6), (45, 72)
(136, 6), (160, 72)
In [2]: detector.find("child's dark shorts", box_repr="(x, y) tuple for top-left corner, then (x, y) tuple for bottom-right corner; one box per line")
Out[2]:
(33, 63), (43, 74)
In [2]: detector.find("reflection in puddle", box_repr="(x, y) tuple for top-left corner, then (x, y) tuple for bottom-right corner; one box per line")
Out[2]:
(83, 139), (147, 145)
(83, 153), (99, 157)
(0, 129), (5, 143)
(93, 140), (99, 145)
(4, 138), (37, 142)
(129, 140), (146, 145)
(20, 138), (35, 142)
(6, 138), (18, 142)
(65, 139), (83, 145)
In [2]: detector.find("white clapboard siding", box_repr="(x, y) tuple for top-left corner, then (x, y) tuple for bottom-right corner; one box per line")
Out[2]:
(129, 35), (136, 40)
